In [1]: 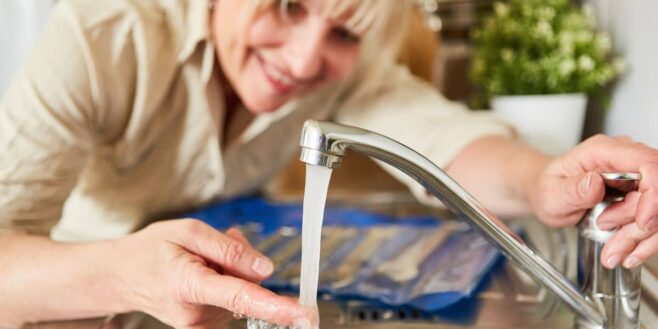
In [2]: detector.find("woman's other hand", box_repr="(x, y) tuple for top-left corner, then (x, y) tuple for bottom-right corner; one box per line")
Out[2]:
(109, 219), (315, 329)
(530, 134), (658, 269)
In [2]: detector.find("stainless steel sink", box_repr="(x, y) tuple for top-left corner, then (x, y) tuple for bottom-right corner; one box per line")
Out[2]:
(231, 211), (658, 329)
(23, 203), (658, 329)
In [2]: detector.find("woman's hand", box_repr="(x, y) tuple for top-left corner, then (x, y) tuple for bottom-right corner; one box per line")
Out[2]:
(530, 134), (658, 269)
(109, 219), (315, 329)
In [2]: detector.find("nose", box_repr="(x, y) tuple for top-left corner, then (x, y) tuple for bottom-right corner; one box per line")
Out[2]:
(286, 19), (326, 81)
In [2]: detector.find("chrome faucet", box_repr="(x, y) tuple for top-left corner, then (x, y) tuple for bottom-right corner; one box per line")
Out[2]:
(299, 120), (642, 329)
(578, 173), (641, 329)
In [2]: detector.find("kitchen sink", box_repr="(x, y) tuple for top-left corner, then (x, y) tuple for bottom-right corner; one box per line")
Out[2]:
(23, 201), (658, 329)
(231, 210), (658, 329)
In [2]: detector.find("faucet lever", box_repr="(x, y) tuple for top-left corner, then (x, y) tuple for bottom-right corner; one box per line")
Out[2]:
(578, 172), (642, 329)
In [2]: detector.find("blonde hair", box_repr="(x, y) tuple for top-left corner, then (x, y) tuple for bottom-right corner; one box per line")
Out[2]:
(347, 0), (414, 99)
(237, 0), (415, 99)
(240, 0), (412, 40)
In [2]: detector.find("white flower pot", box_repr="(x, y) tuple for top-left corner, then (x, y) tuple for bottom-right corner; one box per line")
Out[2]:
(491, 93), (588, 155)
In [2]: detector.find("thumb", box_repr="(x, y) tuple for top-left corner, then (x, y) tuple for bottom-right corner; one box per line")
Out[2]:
(226, 227), (252, 247)
(539, 172), (604, 226)
(570, 172), (604, 206)
(174, 220), (274, 281)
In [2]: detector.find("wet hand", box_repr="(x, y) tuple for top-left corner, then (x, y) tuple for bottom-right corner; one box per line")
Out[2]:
(109, 219), (315, 329)
(529, 134), (658, 269)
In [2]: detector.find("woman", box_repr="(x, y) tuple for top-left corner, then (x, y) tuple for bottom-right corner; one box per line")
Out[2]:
(1, 0), (657, 328)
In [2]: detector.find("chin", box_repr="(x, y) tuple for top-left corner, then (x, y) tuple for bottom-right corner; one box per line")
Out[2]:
(242, 98), (285, 114)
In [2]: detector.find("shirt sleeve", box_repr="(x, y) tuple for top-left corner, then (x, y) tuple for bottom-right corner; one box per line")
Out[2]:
(0, 2), (100, 236)
(334, 65), (515, 206)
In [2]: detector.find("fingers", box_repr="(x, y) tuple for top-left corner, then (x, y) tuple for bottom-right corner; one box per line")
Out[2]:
(596, 191), (641, 230)
(534, 134), (658, 269)
(221, 227), (264, 281)
(191, 271), (315, 327)
(573, 135), (658, 228)
(174, 220), (274, 281)
(226, 227), (252, 247)
(621, 233), (658, 269)
(573, 134), (658, 174)
(601, 220), (657, 268)
(635, 189), (658, 232)
(569, 172), (606, 212)
(613, 135), (634, 143)
(538, 171), (605, 226)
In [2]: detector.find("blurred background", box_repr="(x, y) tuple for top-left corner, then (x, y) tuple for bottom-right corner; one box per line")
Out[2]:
(0, 0), (55, 96)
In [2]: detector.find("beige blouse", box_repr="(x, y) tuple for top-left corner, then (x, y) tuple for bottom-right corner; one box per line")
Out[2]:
(0, 0), (512, 242)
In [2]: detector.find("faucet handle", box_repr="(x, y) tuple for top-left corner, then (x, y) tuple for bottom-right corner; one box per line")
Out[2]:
(601, 172), (641, 201)
(581, 172), (641, 242)
(577, 172), (643, 329)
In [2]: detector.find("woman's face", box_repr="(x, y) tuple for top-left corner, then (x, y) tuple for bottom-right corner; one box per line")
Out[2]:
(211, 0), (363, 114)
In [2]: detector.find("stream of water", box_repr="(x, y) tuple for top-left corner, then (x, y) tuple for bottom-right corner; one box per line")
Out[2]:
(247, 164), (332, 329)
(298, 164), (333, 308)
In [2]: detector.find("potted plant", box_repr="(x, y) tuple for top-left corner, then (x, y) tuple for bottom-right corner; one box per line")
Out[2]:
(470, 0), (624, 155)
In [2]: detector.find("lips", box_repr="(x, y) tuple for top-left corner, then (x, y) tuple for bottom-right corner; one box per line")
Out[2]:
(256, 53), (298, 94)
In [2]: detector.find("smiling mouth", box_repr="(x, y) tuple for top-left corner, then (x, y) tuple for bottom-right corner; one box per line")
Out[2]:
(256, 53), (298, 94)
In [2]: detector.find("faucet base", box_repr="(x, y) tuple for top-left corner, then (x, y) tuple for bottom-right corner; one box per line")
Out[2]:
(575, 289), (641, 329)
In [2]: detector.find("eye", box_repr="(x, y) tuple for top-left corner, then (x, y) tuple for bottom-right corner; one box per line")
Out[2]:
(277, 0), (306, 21)
(331, 27), (360, 44)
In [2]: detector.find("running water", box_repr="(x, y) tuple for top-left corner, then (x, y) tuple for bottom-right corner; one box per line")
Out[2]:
(299, 164), (333, 308)
(247, 164), (332, 329)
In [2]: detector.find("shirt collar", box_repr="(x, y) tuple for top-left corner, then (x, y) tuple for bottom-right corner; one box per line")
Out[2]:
(174, 0), (211, 63)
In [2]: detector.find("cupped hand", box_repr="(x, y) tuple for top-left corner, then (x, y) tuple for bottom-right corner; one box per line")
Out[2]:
(108, 219), (316, 329)
(530, 134), (658, 269)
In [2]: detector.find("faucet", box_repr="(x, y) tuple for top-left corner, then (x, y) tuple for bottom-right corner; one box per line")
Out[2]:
(299, 120), (642, 329)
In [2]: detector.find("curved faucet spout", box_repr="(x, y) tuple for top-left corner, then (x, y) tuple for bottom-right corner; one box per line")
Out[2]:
(299, 120), (606, 326)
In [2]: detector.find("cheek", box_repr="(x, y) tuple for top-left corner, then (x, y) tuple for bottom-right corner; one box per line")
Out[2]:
(247, 10), (286, 49)
(249, 20), (276, 46)
(212, 8), (247, 85)
(326, 47), (360, 81)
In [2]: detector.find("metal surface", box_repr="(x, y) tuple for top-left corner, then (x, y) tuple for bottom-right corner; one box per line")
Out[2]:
(22, 216), (658, 329)
(577, 173), (642, 329)
(228, 216), (658, 329)
(299, 120), (612, 326)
